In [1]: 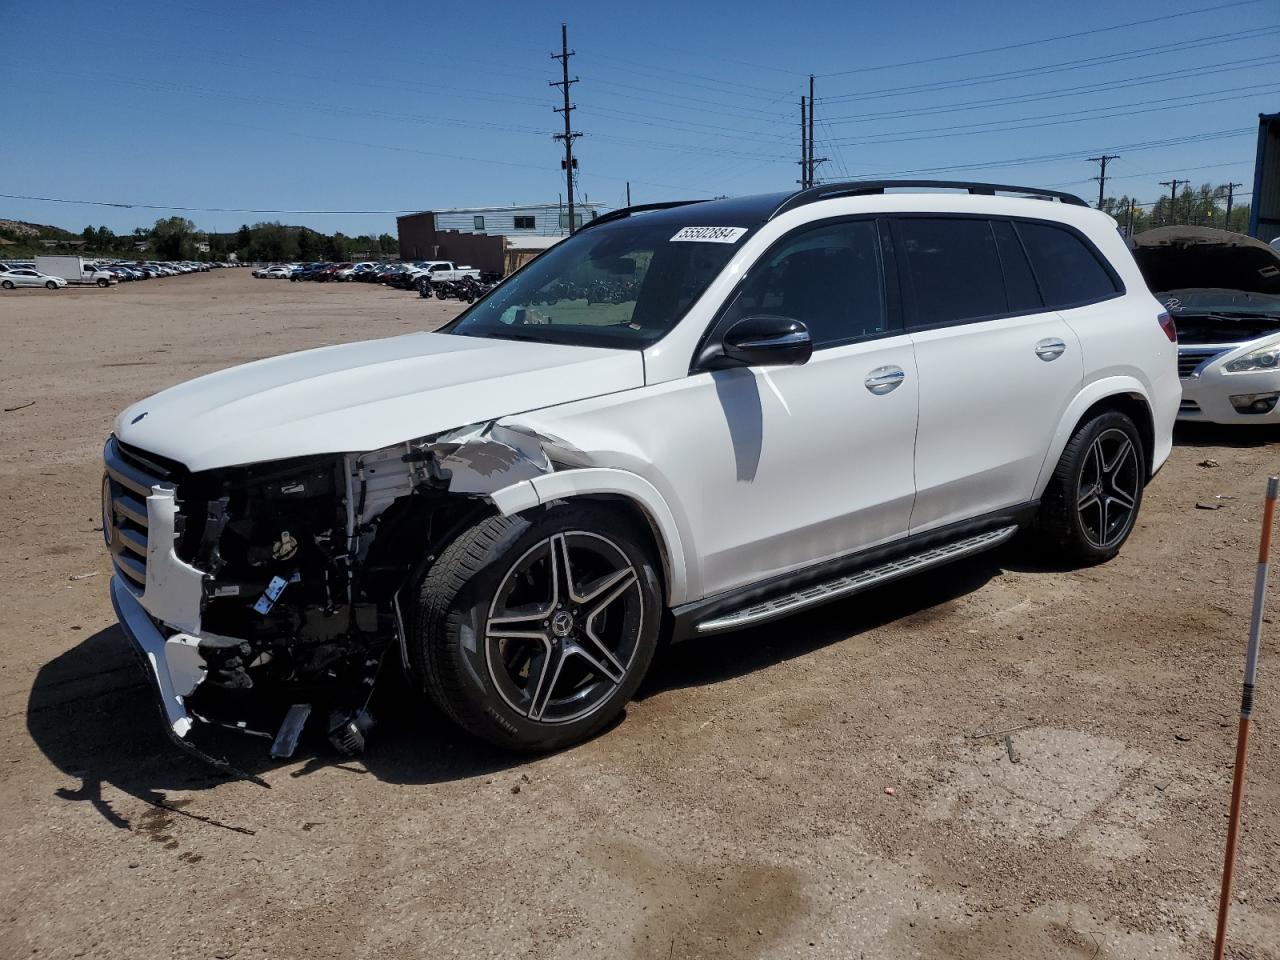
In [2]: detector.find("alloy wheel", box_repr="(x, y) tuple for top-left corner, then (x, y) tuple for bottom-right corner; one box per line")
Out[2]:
(1076, 428), (1140, 549)
(485, 531), (643, 725)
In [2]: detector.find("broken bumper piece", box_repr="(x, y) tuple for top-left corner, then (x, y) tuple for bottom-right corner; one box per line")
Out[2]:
(110, 573), (207, 739)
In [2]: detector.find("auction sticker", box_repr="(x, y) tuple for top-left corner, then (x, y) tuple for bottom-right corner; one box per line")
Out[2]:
(670, 226), (748, 243)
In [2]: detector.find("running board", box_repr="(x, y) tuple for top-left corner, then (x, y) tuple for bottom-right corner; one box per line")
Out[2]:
(695, 524), (1019, 635)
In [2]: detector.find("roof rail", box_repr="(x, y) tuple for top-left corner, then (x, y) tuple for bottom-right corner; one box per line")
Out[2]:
(576, 199), (706, 233)
(771, 180), (1089, 219)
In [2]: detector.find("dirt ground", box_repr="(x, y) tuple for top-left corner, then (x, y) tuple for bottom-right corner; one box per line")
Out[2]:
(1, 270), (1278, 960)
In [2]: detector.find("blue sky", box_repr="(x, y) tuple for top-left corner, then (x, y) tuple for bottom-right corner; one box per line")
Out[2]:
(2, 0), (1277, 237)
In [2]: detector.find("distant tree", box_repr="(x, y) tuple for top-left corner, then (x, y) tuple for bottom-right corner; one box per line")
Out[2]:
(297, 229), (319, 261)
(323, 232), (351, 260)
(151, 216), (197, 259)
(378, 233), (397, 255)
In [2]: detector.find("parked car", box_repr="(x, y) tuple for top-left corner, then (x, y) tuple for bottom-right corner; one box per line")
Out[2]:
(254, 265), (293, 279)
(0, 267), (67, 290)
(102, 180), (1177, 760)
(1132, 226), (1280, 424)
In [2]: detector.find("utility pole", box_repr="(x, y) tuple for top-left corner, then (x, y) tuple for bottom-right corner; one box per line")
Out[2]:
(808, 75), (816, 188)
(625, 181), (631, 207)
(1087, 153), (1119, 210)
(1225, 182), (1244, 228)
(1127, 197), (1137, 237)
(799, 96), (808, 187)
(1160, 178), (1187, 225)
(550, 23), (580, 235)
(806, 75), (827, 187)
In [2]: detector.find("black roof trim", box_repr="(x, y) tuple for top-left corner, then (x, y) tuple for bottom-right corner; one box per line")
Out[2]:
(577, 200), (706, 232)
(771, 180), (1089, 219)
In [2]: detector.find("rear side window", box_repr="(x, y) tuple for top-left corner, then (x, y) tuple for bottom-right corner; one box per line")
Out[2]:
(990, 220), (1042, 313)
(1015, 220), (1121, 308)
(896, 218), (1006, 327)
(722, 219), (887, 349)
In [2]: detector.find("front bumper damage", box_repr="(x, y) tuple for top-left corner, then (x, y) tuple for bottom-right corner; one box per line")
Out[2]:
(104, 423), (568, 764)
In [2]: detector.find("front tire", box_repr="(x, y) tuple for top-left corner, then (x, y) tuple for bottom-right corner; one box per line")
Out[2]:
(413, 503), (662, 751)
(46, 281), (58, 290)
(97, 278), (109, 288)
(1031, 410), (1145, 564)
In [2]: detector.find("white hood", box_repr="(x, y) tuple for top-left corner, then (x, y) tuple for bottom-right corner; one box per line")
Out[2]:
(114, 332), (645, 471)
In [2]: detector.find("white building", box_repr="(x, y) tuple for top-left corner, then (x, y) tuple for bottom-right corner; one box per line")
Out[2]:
(428, 202), (606, 237)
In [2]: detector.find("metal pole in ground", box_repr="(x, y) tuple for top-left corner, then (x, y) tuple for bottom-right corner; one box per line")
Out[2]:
(1212, 474), (1278, 960)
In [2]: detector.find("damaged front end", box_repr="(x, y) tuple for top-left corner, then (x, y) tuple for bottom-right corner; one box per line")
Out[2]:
(103, 422), (561, 762)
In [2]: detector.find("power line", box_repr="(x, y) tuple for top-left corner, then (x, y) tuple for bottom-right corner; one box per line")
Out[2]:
(0, 193), (422, 215)
(821, 55), (1280, 125)
(819, 25), (1279, 104)
(855, 127), (1253, 179)
(821, 83), (1280, 148)
(818, 0), (1263, 77)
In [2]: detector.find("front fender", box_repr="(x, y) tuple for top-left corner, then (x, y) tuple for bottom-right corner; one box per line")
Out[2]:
(489, 467), (693, 605)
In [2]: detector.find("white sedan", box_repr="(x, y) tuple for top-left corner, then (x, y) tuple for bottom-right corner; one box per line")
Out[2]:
(0, 268), (67, 290)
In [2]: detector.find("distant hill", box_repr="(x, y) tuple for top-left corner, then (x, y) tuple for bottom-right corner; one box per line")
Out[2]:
(0, 219), (77, 240)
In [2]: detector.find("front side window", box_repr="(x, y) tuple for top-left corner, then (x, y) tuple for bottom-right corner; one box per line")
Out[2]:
(897, 217), (1007, 327)
(444, 218), (743, 349)
(718, 219), (887, 349)
(1016, 220), (1120, 308)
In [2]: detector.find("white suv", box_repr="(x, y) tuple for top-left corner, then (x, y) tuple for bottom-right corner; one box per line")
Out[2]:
(102, 180), (1179, 758)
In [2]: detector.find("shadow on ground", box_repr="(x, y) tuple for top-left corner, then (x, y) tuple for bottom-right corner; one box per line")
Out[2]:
(1173, 421), (1280, 448)
(29, 550), (1008, 824)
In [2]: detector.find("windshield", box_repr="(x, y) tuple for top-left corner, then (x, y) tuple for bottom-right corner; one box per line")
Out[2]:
(1159, 288), (1280, 316)
(443, 218), (746, 349)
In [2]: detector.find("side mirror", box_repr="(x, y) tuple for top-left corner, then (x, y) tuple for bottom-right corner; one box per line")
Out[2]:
(701, 315), (813, 369)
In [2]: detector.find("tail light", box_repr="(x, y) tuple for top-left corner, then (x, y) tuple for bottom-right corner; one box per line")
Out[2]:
(1158, 311), (1177, 343)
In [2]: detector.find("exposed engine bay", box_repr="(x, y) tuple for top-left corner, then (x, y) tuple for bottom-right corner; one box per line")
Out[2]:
(107, 422), (563, 763)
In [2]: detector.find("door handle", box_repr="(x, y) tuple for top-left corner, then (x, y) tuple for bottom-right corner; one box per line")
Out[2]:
(1035, 338), (1067, 362)
(865, 365), (906, 395)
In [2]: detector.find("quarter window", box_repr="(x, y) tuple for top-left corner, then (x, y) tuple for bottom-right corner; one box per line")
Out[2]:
(1015, 221), (1120, 308)
(720, 219), (887, 349)
(897, 217), (1006, 327)
(990, 219), (1042, 313)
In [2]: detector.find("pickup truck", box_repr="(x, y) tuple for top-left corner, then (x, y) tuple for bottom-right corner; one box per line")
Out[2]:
(415, 261), (480, 283)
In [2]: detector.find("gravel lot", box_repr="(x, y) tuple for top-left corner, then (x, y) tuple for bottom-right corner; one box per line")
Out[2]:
(1, 270), (1278, 959)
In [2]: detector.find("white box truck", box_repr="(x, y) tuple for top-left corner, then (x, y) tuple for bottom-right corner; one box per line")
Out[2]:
(34, 256), (117, 287)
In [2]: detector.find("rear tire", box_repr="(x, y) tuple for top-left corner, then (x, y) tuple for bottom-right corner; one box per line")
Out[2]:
(1, 280), (13, 290)
(1031, 410), (1145, 564)
(413, 503), (662, 751)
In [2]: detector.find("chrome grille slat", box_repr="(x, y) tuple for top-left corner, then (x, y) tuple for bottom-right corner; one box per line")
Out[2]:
(117, 526), (147, 558)
(113, 493), (148, 527)
(114, 552), (147, 585)
(104, 437), (176, 590)
(1177, 348), (1225, 380)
